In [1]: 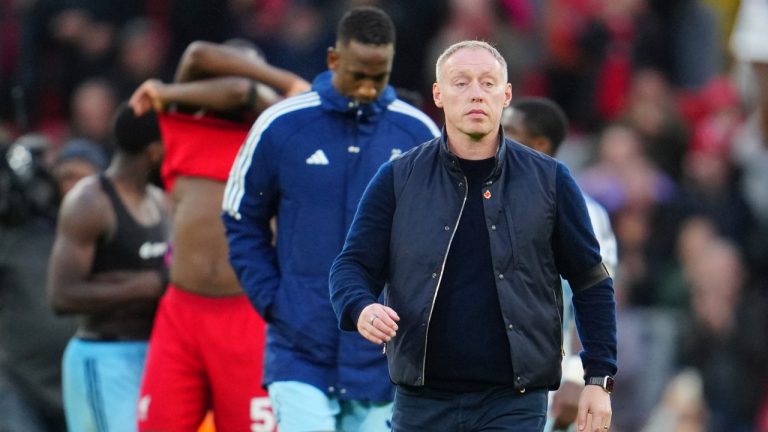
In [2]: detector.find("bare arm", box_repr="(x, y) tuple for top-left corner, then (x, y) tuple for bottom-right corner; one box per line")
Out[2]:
(174, 40), (310, 96)
(129, 77), (262, 116)
(47, 177), (164, 314)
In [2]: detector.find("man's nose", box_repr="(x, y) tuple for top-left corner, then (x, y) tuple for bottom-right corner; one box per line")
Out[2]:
(356, 82), (378, 102)
(469, 81), (484, 101)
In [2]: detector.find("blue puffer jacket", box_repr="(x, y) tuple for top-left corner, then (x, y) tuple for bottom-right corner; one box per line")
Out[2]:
(222, 71), (439, 401)
(330, 130), (617, 391)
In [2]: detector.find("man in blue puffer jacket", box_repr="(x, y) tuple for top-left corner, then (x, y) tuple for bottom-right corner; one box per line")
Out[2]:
(330, 40), (617, 432)
(221, 6), (439, 431)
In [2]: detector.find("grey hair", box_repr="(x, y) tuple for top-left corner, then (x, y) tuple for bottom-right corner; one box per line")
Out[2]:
(435, 40), (508, 83)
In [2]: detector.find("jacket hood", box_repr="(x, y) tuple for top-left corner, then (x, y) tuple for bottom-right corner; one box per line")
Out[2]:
(312, 70), (397, 120)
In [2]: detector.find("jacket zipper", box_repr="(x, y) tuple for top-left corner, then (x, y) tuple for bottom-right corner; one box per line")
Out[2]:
(420, 175), (468, 384)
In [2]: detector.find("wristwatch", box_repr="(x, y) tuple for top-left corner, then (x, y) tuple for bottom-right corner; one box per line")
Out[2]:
(586, 375), (614, 394)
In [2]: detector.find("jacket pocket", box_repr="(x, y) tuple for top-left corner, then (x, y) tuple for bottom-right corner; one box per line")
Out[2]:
(269, 277), (339, 364)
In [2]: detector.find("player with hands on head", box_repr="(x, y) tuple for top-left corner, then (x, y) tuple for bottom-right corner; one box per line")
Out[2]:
(128, 40), (310, 432)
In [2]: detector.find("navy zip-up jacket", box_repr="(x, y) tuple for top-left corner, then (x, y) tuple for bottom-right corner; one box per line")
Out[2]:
(330, 130), (618, 391)
(222, 71), (439, 401)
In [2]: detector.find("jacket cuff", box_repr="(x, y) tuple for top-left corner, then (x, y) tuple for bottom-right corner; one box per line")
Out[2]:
(344, 299), (375, 331)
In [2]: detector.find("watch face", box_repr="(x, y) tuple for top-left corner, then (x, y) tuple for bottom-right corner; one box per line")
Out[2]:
(604, 376), (615, 393)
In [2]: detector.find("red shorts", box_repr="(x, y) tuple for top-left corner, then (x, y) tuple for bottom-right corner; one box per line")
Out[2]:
(137, 285), (276, 432)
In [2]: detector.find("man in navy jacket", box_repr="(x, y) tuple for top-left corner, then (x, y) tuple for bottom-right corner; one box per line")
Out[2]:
(222, 6), (439, 431)
(330, 40), (617, 431)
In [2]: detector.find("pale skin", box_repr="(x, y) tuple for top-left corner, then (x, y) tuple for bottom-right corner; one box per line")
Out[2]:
(432, 46), (512, 160)
(358, 46), (612, 432)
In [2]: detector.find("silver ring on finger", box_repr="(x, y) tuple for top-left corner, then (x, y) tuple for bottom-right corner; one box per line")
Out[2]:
(369, 314), (378, 325)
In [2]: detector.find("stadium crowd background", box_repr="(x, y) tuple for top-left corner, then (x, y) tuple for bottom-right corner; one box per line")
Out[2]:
(1, 0), (767, 431)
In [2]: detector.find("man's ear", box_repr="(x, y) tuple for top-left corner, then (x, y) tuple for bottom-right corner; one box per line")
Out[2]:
(432, 83), (443, 108)
(327, 46), (339, 71)
(148, 141), (165, 164)
(503, 83), (512, 107)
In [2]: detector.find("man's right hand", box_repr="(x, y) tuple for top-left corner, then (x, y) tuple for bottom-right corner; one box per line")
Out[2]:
(357, 303), (399, 345)
(129, 79), (166, 115)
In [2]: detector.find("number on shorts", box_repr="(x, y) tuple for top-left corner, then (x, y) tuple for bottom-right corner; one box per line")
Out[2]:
(250, 397), (276, 432)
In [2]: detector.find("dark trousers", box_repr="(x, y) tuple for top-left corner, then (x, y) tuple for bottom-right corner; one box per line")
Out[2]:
(392, 384), (547, 432)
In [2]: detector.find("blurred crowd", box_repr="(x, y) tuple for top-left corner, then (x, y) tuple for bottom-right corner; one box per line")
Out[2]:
(1, 0), (767, 431)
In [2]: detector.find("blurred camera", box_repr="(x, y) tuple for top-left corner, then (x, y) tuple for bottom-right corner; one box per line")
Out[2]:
(0, 134), (57, 226)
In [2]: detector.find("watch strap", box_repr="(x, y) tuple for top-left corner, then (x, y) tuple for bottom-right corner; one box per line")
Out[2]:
(585, 375), (614, 393)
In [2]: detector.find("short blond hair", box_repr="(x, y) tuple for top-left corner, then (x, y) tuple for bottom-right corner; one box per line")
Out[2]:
(435, 40), (508, 83)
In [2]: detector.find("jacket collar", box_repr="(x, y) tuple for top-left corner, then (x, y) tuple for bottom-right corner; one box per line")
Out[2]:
(312, 71), (397, 120)
(438, 126), (507, 182)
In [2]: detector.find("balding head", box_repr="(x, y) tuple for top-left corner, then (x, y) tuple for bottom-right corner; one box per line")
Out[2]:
(435, 40), (507, 84)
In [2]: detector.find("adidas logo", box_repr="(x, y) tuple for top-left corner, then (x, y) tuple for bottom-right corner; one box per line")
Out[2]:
(306, 149), (329, 165)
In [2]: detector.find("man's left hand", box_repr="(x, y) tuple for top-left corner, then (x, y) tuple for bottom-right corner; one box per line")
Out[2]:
(576, 385), (612, 432)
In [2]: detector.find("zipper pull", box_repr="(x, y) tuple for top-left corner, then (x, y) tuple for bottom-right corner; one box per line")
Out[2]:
(382, 342), (387, 355)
